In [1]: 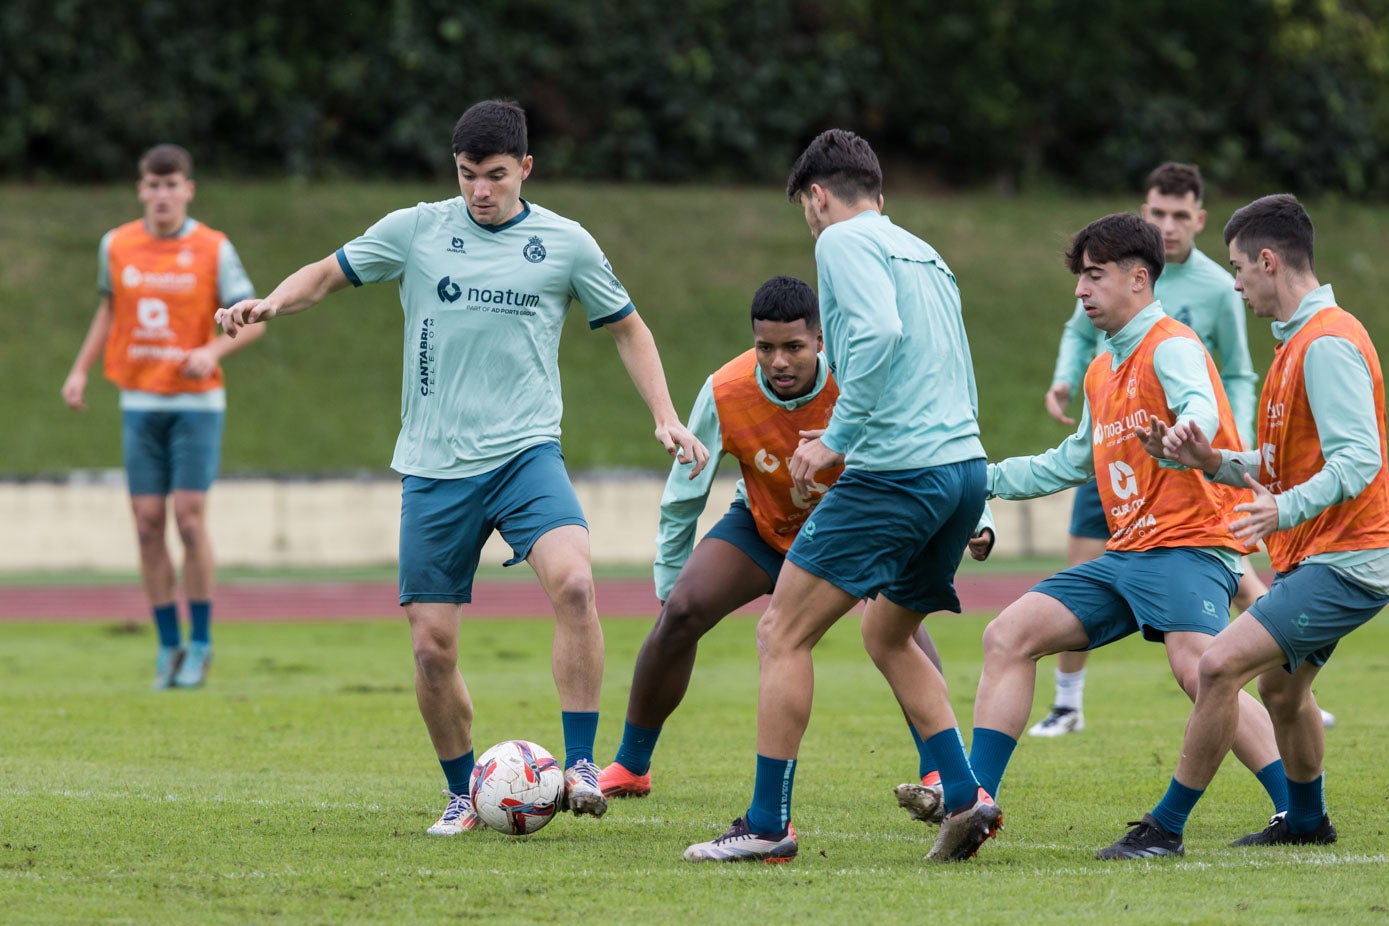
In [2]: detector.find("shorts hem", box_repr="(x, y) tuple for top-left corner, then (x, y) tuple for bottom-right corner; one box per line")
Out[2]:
(399, 594), (473, 606)
(505, 516), (589, 566)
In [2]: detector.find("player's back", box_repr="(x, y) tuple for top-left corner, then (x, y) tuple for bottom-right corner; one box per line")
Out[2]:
(815, 213), (984, 472)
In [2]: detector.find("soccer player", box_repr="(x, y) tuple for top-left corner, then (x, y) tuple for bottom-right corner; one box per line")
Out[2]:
(684, 129), (1000, 864)
(214, 100), (708, 835)
(1031, 162), (1274, 737)
(930, 213), (1290, 849)
(598, 275), (986, 801)
(1099, 194), (1389, 858)
(61, 143), (262, 690)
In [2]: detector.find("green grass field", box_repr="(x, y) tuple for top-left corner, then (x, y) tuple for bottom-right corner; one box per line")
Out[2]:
(3, 612), (1385, 924)
(6, 180), (1389, 475)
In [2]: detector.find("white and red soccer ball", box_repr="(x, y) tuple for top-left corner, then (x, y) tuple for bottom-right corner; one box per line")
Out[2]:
(469, 740), (564, 835)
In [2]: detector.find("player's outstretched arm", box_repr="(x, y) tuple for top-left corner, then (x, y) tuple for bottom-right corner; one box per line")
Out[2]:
(606, 312), (710, 477)
(216, 255), (350, 337)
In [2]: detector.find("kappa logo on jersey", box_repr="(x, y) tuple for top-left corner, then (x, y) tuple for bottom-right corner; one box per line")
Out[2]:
(436, 276), (463, 303)
(754, 449), (781, 473)
(523, 235), (547, 263)
(1108, 459), (1138, 499)
(447, 236), (467, 254)
(1126, 376), (1138, 399)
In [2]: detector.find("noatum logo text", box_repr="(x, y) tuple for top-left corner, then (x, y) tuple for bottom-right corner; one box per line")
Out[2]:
(467, 287), (541, 309)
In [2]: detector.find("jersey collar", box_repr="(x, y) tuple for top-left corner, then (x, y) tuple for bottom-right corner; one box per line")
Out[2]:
(465, 198), (532, 234)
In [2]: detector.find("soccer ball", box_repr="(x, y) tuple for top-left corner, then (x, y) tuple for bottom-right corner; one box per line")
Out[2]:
(469, 740), (564, 835)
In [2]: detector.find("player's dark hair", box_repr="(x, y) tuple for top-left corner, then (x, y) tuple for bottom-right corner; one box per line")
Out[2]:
(785, 128), (882, 205)
(139, 144), (193, 178)
(1145, 161), (1204, 202)
(1065, 213), (1165, 284)
(751, 275), (820, 328)
(452, 100), (528, 161)
(1223, 193), (1315, 274)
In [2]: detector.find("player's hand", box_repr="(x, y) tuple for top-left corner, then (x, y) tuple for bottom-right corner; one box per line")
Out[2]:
(61, 371), (87, 411)
(797, 427), (826, 445)
(1230, 473), (1278, 546)
(1044, 383), (1075, 426)
(1134, 417), (1168, 460)
(181, 346), (217, 379)
(789, 436), (842, 496)
(967, 528), (995, 561)
(1161, 420), (1221, 474)
(216, 298), (277, 337)
(657, 421), (710, 478)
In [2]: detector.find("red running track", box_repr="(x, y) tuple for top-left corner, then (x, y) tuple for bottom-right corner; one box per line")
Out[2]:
(0, 574), (1045, 622)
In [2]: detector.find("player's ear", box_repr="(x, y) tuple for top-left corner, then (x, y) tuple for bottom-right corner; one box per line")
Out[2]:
(519, 155), (534, 181)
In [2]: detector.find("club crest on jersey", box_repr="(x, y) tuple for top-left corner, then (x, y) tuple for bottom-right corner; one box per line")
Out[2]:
(523, 235), (547, 263)
(436, 276), (463, 303)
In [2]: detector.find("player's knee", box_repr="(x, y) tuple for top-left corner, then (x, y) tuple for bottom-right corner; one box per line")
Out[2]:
(547, 570), (596, 622)
(1254, 676), (1303, 724)
(656, 592), (716, 647)
(754, 609), (793, 660)
(980, 611), (1028, 663)
(1195, 644), (1247, 693)
(412, 635), (457, 684)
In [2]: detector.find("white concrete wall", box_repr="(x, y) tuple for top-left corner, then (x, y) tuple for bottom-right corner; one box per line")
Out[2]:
(0, 472), (1073, 571)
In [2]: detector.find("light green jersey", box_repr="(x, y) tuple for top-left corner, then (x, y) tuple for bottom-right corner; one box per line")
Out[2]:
(338, 198), (634, 478)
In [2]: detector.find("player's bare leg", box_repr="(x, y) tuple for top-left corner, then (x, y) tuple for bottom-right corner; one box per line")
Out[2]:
(528, 524), (606, 815)
(405, 601), (475, 761)
(627, 538), (771, 730)
(130, 494), (176, 611)
(975, 593), (1091, 739)
(528, 525), (604, 713)
(1162, 630), (1280, 774)
(407, 601), (480, 835)
(170, 489), (215, 685)
(173, 489), (214, 603)
(754, 563), (859, 759)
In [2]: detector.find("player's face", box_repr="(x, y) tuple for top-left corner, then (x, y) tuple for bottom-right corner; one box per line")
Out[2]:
(1141, 190), (1206, 263)
(1073, 252), (1144, 336)
(1228, 240), (1276, 318)
(456, 152), (533, 226)
(137, 172), (194, 234)
(753, 318), (822, 400)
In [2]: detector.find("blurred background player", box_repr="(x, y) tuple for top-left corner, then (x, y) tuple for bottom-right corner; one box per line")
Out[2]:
(215, 100), (706, 835)
(599, 276), (979, 801)
(1100, 194), (1387, 858)
(61, 143), (262, 690)
(685, 130), (998, 864)
(1028, 162), (1344, 736)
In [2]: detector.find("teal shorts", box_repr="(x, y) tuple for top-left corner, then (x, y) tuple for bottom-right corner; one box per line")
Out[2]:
(1249, 564), (1388, 670)
(1069, 478), (1110, 540)
(703, 498), (783, 588)
(786, 458), (985, 614)
(1031, 548), (1237, 648)
(397, 442), (586, 605)
(121, 409), (223, 496)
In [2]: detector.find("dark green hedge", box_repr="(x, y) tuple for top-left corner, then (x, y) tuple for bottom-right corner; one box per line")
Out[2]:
(5, 0), (1388, 195)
